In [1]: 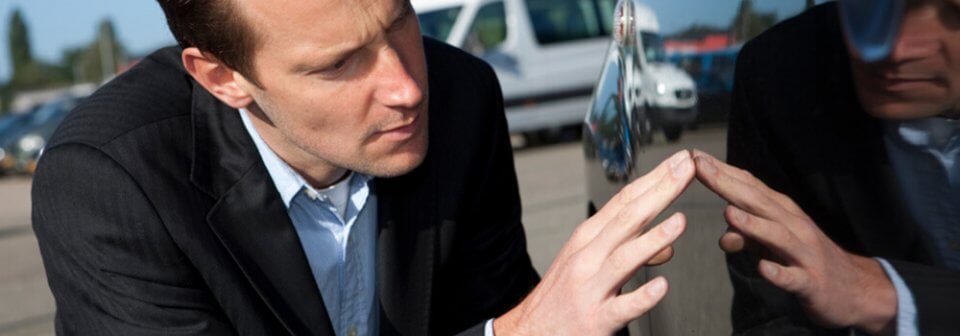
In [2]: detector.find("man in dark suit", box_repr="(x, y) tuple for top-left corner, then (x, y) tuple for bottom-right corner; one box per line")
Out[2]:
(33, 0), (697, 334)
(692, 0), (960, 335)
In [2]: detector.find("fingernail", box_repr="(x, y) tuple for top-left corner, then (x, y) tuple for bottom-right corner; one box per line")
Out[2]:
(729, 207), (746, 224)
(673, 161), (691, 179)
(696, 156), (716, 175)
(760, 261), (779, 277)
(662, 215), (682, 235)
(671, 153), (690, 178)
(646, 277), (667, 297)
(670, 150), (689, 167)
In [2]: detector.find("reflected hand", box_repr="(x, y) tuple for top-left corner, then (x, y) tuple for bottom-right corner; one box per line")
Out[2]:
(692, 150), (896, 335)
(495, 150), (695, 335)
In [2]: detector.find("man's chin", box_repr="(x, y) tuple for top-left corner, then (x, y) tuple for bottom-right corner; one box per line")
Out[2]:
(862, 102), (950, 121)
(857, 91), (951, 121)
(370, 153), (428, 177)
(360, 140), (429, 178)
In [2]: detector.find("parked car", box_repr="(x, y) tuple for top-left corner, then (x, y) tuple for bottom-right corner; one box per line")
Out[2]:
(669, 46), (739, 124)
(583, 0), (730, 334)
(414, 0), (617, 138)
(0, 96), (81, 174)
(0, 108), (40, 174)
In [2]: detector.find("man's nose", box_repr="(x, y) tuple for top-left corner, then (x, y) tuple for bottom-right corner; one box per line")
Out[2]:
(373, 46), (423, 109)
(887, 6), (941, 62)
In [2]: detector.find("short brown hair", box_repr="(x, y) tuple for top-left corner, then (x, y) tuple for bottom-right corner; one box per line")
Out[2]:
(156, 0), (260, 84)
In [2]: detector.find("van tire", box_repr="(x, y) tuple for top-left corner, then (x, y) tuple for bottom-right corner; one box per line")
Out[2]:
(664, 126), (683, 142)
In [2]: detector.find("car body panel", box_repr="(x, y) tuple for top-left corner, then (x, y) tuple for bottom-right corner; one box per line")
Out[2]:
(583, 0), (730, 334)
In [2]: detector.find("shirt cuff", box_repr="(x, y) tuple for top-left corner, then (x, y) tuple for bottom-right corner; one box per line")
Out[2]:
(875, 258), (919, 336)
(484, 318), (495, 336)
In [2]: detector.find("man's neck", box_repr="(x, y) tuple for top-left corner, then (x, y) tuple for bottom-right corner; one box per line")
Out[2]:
(242, 108), (348, 189)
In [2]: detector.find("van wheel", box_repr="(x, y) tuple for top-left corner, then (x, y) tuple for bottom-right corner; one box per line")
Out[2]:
(664, 126), (683, 142)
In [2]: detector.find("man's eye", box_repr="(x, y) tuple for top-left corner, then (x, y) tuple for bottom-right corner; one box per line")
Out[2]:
(316, 58), (349, 76)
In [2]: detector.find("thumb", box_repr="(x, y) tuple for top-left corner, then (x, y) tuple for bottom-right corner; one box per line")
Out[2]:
(758, 259), (809, 294)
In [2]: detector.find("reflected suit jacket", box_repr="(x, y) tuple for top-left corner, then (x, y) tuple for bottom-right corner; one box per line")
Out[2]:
(32, 37), (540, 335)
(725, 3), (960, 335)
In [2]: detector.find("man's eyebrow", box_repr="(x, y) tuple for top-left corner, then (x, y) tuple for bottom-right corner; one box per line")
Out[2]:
(390, 0), (412, 27)
(291, 46), (360, 73)
(291, 1), (410, 74)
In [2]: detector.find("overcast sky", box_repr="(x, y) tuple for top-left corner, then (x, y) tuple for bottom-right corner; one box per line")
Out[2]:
(0, 0), (818, 82)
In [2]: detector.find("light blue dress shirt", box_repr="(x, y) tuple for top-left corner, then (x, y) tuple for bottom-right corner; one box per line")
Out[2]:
(881, 117), (960, 336)
(240, 109), (379, 336)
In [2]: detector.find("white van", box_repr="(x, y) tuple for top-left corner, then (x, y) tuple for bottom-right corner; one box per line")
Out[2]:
(413, 0), (617, 135)
(625, 2), (698, 141)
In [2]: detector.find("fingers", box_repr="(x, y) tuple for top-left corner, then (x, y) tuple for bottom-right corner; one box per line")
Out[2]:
(725, 206), (807, 265)
(605, 276), (669, 327)
(719, 230), (745, 253)
(595, 213), (686, 291)
(647, 246), (675, 266)
(693, 153), (785, 221)
(588, 152), (695, 258)
(758, 259), (810, 294)
(574, 150), (692, 249)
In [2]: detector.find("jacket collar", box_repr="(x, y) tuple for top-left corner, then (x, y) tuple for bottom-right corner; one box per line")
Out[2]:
(189, 85), (335, 336)
(187, 73), (439, 335)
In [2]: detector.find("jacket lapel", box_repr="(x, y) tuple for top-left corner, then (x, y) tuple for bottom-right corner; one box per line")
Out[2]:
(824, 116), (925, 260)
(189, 85), (334, 336)
(375, 154), (439, 335)
(814, 51), (929, 261)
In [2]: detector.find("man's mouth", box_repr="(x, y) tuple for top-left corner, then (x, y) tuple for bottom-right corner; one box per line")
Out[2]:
(376, 114), (420, 140)
(872, 71), (944, 92)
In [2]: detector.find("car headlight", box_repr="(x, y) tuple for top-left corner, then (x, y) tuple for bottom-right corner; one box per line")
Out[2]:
(656, 83), (667, 95)
(18, 134), (45, 154)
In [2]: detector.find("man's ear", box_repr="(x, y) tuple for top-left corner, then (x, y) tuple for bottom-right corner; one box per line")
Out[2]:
(181, 47), (255, 109)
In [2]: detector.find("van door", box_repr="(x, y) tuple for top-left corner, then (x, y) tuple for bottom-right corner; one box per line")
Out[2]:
(456, 0), (617, 133)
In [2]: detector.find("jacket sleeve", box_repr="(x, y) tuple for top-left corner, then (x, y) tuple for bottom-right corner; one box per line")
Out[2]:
(444, 60), (540, 335)
(32, 143), (235, 335)
(724, 43), (840, 335)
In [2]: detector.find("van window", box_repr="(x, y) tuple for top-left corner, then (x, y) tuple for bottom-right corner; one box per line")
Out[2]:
(595, 0), (617, 33)
(464, 2), (507, 55)
(640, 32), (666, 63)
(418, 6), (463, 41)
(526, 0), (612, 45)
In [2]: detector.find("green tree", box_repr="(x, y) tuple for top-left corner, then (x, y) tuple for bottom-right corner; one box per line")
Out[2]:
(1, 8), (72, 115)
(730, 0), (778, 43)
(807, 0), (816, 9)
(8, 8), (32, 74)
(68, 18), (126, 84)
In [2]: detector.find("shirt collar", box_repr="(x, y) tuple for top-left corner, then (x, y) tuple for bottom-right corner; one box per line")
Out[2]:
(238, 108), (371, 208)
(888, 117), (960, 150)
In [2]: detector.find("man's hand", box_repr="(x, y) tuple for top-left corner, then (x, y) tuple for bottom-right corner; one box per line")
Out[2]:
(494, 150), (695, 335)
(691, 150), (897, 335)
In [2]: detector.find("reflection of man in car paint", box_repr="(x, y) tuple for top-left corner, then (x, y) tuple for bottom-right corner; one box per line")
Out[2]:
(695, 0), (960, 334)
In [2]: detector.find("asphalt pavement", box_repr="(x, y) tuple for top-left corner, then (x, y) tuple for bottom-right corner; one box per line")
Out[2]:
(0, 127), (732, 336)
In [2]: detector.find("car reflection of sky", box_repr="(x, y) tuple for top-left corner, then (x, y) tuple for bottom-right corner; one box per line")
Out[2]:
(0, 0), (821, 83)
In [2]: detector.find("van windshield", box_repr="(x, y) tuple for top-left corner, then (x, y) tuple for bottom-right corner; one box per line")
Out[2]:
(417, 6), (463, 42)
(641, 32), (667, 64)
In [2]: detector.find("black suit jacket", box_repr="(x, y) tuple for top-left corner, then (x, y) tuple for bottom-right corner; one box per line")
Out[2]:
(32, 38), (540, 335)
(726, 3), (960, 335)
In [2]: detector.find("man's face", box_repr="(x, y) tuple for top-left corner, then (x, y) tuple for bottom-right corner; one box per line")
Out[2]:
(236, 0), (429, 178)
(849, 0), (960, 120)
